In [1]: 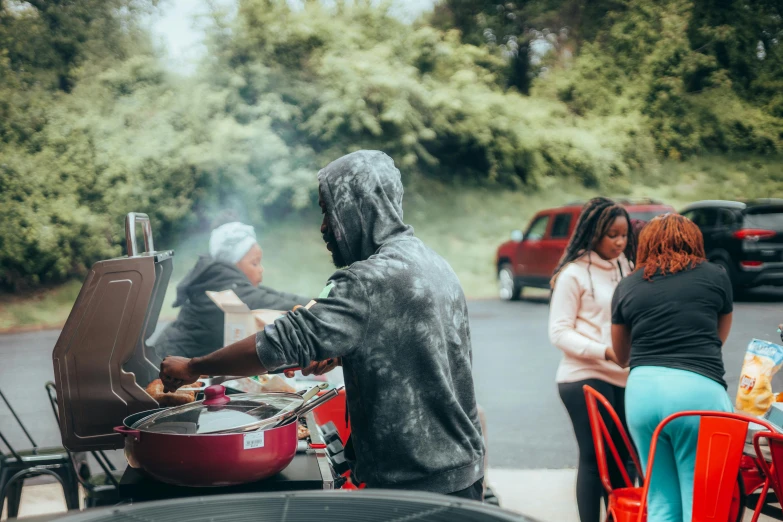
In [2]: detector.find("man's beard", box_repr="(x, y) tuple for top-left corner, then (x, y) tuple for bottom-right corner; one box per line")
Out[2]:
(323, 233), (347, 268)
(331, 250), (346, 269)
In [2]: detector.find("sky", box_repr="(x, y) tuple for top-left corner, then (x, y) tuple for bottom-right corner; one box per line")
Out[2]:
(149, 0), (437, 73)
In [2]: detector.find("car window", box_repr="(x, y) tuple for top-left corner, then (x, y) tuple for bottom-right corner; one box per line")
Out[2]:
(718, 209), (738, 227)
(551, 213), (572, 239)
(683, 209), (718, 228)
(628, 210), (670, 222)
(744, 209), (783, 231)
(525, 215), (550, 241)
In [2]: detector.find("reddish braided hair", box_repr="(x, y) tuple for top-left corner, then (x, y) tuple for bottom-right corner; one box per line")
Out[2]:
(636, 213), (705, 280)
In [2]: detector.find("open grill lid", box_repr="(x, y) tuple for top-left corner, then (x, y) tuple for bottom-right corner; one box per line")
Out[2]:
(52, 213), (174, 451)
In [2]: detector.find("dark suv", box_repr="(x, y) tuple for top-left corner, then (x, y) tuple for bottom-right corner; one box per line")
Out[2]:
(680, 199), (783, 290)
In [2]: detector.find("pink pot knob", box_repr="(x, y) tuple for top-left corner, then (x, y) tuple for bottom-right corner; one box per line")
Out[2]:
(203, 385), (230, 406)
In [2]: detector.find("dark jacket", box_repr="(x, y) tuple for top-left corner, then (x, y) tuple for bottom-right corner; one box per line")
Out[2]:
(152, 257), (309, 360)
(255, 150), (485, 493)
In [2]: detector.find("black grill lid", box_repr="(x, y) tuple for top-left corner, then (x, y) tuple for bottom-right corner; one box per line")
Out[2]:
(47, 491), (536, 522)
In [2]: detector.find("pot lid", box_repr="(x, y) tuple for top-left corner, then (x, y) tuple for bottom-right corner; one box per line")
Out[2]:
(131, 385), (304, 435)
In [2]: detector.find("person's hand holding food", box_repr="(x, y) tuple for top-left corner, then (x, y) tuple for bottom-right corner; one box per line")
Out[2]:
(160, 356), (200, 393)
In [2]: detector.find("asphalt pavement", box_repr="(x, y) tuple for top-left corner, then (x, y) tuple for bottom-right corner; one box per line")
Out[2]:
(1, 289), (781, 471)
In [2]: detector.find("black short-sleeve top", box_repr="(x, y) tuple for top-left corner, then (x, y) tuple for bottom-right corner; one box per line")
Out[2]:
(611, 262), (733, 388)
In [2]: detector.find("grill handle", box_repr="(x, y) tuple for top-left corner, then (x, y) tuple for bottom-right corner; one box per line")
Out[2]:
(125, 212), (155, 257)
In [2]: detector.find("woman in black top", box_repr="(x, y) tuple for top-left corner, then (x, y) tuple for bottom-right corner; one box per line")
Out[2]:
(609, 214), (733, 522)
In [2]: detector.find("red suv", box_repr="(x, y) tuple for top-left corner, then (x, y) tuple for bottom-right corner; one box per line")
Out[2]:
(496, 199), (675, 300)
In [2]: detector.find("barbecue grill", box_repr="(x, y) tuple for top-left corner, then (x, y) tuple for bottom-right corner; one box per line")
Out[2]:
(50, 213), (336, 499)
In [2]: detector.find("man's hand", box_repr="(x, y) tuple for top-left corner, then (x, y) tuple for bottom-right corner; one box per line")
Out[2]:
(284, 358), (341, 378)
(160, 356), (200, 393)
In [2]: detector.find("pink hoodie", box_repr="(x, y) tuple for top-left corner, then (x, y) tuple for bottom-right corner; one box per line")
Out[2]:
(548, 251), (631, 387)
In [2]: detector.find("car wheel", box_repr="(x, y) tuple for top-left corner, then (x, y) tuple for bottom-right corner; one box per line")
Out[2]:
(498, 264), (522, 301)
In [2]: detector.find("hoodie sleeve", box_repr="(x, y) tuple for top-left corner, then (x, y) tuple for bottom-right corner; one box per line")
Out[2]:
(254, 269), (370, 370)
(548, 268), (608, 360)
(234, 284), (310, 311)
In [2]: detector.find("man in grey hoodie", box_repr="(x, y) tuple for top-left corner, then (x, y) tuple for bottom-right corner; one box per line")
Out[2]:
(159, 150), (485, 498)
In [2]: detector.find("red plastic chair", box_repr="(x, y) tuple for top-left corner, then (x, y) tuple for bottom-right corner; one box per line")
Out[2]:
(637, 411), (777, 522)
(583, 385), (646, 522)
(740, 453), (767, 500)
(751, 430), (783, 522)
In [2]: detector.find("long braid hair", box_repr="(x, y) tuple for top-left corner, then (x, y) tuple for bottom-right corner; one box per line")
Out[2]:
(550, 197), (636, 294)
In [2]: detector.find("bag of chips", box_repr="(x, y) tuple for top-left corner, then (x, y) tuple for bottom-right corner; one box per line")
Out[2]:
(736, 339), (783, 416)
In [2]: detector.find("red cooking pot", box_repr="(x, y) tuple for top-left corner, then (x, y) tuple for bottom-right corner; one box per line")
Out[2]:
(114, 384), (341, 487)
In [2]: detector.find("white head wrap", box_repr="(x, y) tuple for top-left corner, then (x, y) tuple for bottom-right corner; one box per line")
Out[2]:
(209, 222), (258, 264)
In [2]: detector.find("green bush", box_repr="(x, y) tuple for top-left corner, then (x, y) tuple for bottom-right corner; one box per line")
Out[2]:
(1, 0), (781, 290)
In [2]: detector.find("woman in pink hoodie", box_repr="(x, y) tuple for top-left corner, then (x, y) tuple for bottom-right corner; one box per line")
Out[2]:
(548, 197), (636, 522)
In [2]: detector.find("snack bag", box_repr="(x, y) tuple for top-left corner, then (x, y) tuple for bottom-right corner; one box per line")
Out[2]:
(735, 339), (783, 416)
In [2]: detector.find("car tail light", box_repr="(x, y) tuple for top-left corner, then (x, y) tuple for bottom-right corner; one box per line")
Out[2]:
(740, 260), (764, 268)
(733, 229), (776, 241)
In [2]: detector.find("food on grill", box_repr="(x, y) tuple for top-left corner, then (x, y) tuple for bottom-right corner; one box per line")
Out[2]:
(145, 379), (197, 406)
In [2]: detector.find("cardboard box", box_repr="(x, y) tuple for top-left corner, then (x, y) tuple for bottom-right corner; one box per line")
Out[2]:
(206, 289), (285, 347)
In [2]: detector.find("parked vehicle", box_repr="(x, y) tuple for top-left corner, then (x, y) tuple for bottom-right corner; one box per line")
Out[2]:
(680, 199), (783, 291)
(496, 198), (675, 300)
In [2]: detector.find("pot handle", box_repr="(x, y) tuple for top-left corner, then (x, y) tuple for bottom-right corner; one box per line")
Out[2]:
(114, 426), (141, 441)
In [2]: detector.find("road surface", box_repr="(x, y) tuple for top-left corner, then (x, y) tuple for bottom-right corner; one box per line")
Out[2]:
(1, 289), (781, 470)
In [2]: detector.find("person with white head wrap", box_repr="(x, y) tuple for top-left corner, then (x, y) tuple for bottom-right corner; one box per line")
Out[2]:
(209, 223), (258, 265)
(151, 221), (309, 360)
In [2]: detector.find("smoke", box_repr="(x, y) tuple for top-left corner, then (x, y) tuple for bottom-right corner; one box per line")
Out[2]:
(148, 0), (237, 75)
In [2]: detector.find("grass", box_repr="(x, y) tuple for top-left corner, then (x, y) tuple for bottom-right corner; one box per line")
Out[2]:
(0, 280), (84, 331)
(2, 154), (782, 331)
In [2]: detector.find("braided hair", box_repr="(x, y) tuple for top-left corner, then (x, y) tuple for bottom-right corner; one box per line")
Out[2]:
(636, 213), (705, 280)
(550, 197), (636, 294)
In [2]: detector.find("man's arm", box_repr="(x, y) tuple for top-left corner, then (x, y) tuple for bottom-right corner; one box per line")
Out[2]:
(161, 269), (370, 391)
(160, 335), (267, 392)
(254, 270), (370, 371)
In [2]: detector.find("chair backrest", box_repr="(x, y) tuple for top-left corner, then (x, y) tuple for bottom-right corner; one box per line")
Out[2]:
(752, 431), (783, 505)
(583, 385), (644, 494)
(638, 411), (776, 522)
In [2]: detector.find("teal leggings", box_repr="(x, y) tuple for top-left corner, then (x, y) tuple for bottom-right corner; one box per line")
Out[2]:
(625, 366), (733, 522)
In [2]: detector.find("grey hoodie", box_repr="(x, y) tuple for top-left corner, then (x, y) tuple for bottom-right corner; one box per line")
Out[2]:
(255, 150), (485, 493)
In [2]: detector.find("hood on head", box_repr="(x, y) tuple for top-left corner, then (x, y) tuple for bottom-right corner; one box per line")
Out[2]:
(317, 150), (413, 265)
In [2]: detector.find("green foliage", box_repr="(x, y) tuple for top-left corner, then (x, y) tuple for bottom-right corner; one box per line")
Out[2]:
(525, 0), (783, 158)
(1, 0), (782, 291)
